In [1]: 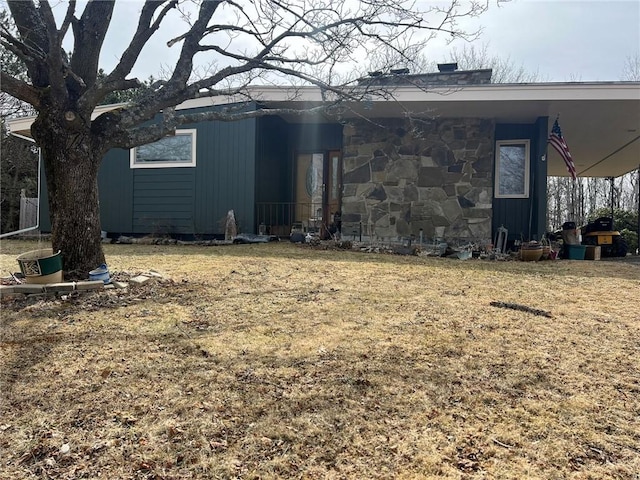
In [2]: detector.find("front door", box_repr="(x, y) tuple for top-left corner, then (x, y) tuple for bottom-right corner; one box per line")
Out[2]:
(295, 151), (342, 237)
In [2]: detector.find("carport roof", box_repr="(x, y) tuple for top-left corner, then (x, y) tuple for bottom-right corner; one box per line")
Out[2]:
(7, 81), (640, 177)
(257, 82), (640, 178)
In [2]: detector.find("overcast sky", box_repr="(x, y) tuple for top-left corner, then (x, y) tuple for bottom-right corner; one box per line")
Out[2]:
(443, 0), (640, 82)
(93, 0), (639, 83)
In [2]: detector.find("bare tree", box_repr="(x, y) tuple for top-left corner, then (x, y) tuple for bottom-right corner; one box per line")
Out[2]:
(622, 52), (640, 81)
(1, 0), (489, 274)
(445, 42), (543, 83)
(361, 41), (544, 84)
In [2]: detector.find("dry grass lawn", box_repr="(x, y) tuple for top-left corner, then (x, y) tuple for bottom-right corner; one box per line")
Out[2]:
(1, 239), (639, 479)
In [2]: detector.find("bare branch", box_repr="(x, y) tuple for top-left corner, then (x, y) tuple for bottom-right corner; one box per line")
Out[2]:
(83, 1), (177, 109)
(5, 0), (491, 140)
(104, 1), (178, 82)
(69, 0), (115, 91)
(100, 101), (343, 150)
(59, 0), (77, 39)
(622, 52), (640, 81)
(0, 35), (43, 66)
(167, 0), (223, 86)
(443, 42), (544, 83)
(6, 0), (50, 85)
(33, 1), (64, 90)
(102, 1), (224, 131)
(0, 71), (41, 108)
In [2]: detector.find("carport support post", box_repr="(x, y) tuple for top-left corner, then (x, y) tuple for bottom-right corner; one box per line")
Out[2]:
(609, 176), (615, 225)
(637, 165), (640, 255)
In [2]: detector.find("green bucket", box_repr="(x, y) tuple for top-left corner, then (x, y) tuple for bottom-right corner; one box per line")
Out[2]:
(16, 249), (63, 284)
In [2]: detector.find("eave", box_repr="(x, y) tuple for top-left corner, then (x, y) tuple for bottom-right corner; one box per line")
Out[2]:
(7, 82), (639, 178)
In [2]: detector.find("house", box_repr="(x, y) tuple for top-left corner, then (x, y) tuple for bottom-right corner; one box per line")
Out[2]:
(7, 67), (640, 247)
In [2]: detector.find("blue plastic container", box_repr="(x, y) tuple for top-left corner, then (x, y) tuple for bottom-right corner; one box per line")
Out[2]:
(565, 244), (586, 260)
(89, 263), (111, 283)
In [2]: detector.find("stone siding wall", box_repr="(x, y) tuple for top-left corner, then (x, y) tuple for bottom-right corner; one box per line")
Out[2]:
(341, 117), (495, 244)
(360, 69), (492, 87)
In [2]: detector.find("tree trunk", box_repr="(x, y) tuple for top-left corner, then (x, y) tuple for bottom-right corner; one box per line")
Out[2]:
(32, 117), (106, 278)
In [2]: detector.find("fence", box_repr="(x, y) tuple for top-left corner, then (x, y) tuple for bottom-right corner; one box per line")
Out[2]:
(19, 192), (38, 232)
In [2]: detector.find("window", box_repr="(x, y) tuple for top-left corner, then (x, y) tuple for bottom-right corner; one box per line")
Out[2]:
(130, 129), (196, 168)
(495, 140), (530, 198)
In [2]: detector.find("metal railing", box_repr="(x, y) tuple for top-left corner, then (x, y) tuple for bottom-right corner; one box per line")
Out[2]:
(255, 202), (324, 236)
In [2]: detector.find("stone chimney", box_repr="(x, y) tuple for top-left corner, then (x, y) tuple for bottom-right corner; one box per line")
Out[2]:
(437, 62), (458, 72)
(359, 66), (492, 87)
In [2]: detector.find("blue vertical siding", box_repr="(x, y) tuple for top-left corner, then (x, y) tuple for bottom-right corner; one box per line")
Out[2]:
(38, 148), (134, 233)
(256, 116), (290, 205)
(288, 123), (343, 153)
(99, 148), (134, 233)
(38, 106), (258, 237)
(532, 117), (549, 238)
(192, 113), (257, 235)
(492, 117), (548, 243)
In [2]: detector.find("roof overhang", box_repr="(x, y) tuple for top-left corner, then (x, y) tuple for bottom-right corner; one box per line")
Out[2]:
(257, 82), (640, 178)
(6, 82), (640, 178)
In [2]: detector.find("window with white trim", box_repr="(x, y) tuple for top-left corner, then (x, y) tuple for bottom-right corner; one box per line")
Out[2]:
(130, 129), (197, 168)
(495, 139), (530, 198)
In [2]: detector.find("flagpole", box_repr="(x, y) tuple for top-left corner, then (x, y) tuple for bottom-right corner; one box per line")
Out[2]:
(548, 114), (577, 225)
(610, 176), (615, 224)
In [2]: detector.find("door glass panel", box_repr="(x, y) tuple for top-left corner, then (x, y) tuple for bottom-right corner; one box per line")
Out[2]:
(296, 153), (323, 229)
(331, 155), (339, 201)
(296, 151), (341, 234)
(309, 153), (323, 220)
(295, 154), (311, 224)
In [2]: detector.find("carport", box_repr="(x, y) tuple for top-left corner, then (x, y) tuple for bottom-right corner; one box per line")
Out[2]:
(264, 81), (640, 247)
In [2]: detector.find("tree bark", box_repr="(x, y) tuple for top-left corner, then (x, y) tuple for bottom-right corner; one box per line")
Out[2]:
(32, 115), (105, 277)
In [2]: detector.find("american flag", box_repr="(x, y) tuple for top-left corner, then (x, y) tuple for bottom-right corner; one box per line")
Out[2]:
(548, 117), (577, 180)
